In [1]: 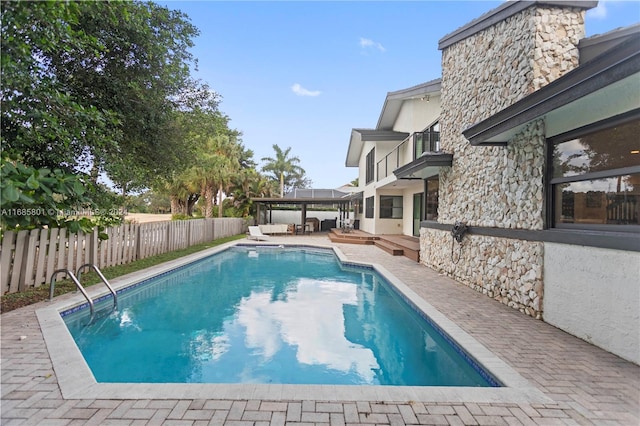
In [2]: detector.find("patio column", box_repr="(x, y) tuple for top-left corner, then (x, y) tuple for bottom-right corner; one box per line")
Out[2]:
(301, 203), (307, 225)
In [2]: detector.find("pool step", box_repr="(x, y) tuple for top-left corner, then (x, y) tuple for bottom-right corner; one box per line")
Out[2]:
(328, 229), (377, 245)
(375, 235), (420, 262)
(374, 240), (404, 256)
(327, 229), (420, 262)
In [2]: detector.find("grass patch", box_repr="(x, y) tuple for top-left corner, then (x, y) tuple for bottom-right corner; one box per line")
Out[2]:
(1, 234), (246, 314)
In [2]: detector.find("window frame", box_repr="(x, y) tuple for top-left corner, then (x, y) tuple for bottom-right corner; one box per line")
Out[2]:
(546, 109), (640, 233)
(365, 196), (374, 218)
(379, 195), (403, 219)
(425, 175), (439, 221)
(365, 148), (375, 184)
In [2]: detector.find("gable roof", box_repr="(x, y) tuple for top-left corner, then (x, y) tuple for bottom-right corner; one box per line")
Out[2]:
(376, 79), (442, 130)
(345, 80), (440, 167)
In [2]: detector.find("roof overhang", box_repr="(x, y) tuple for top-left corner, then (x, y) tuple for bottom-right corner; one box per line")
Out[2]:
(376, 79), (442, 130)
(393, 152), (454, 180)
(251, 197), (352, 205)
(350, 191), (363, 201)
(462, 33), (640, 146)
(345, 129), (410, 167)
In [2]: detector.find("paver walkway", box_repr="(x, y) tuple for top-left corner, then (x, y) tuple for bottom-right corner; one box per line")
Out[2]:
(2, 234), (639, 425)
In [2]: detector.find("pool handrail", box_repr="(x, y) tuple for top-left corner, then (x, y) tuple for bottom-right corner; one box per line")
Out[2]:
(49, 269), (95, 318)
(76, 263), (118, 311)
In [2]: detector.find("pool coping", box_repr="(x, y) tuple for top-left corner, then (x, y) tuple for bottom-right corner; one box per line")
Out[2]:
(36, 240), (550, 403)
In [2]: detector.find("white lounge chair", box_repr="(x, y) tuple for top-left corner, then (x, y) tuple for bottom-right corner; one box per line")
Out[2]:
(248, 226), (271, 241)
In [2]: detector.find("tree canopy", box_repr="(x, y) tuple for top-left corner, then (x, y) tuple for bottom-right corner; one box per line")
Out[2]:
(1, 0), (210, 185)
(0, 0), (313, 228)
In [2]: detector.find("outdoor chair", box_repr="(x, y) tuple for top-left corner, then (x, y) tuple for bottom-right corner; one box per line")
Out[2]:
(248, 226), (271, 241)
(341, 219), (354, 233)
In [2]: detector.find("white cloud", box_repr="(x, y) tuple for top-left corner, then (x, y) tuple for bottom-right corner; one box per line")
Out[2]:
(587, 1), (608, 19)
(291, 83), (321, 97)
(359, 37), (386, 52)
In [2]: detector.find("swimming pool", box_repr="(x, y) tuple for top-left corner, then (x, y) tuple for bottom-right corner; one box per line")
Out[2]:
(37, 241), (548, 402)
(62, 245), (495, 387)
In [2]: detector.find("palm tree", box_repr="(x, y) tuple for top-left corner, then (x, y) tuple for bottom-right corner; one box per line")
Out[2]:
(162, 170), (200, 216)
(261, 144), (310, 196)
(231, 169), (277, 217)
(192, 134), (242, 218)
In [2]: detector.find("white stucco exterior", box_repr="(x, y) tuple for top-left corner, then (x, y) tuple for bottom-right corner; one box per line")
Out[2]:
(543, 243), (640, 364)
(393, 96), (441, 134)
(349, 87), (441, 236)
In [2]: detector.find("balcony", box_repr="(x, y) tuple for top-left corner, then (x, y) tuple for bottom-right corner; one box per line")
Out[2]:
(376, 130), (441, 180)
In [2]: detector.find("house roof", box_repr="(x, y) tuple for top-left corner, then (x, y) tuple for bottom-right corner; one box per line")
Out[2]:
(376, 79), (442, 130)
(251, 188), (354, 205)
(284, 188), (350, 199)
(345, 80), (441, 167)
(462, 28), (640, 146)
(345, 129), (410, 167)
(438, 0), (597, 50)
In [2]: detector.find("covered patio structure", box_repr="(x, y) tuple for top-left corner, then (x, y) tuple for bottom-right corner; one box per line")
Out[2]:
(251, 188), (357, 232)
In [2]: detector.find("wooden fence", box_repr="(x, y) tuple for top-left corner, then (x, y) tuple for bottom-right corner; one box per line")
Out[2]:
(0, 218), (247, 295)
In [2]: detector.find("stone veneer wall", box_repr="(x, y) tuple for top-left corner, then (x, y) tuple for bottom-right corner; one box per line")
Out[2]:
(421, 5), (587, 319)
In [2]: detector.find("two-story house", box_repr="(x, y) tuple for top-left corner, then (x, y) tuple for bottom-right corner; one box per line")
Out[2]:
(345, 0), (639, 365)
(345, 79), (450, 237)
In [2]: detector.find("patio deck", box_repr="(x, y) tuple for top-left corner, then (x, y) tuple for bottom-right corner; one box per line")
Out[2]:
(2, 233), (638, 425)
(328, 229), (420, 262)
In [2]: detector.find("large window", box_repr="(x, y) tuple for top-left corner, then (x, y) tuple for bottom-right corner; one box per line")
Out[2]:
(365, 148), (375, 184)
(425, 176), (439, 221)
(548, 112), (639, 231)
(365, 196), (374, 218)
(380, 196), (403, 219)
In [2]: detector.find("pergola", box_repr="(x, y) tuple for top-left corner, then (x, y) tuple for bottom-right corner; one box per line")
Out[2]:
(251, 188), (359, 228)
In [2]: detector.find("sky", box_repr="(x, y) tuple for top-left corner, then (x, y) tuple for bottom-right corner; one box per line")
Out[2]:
(158, 0), (640, 190)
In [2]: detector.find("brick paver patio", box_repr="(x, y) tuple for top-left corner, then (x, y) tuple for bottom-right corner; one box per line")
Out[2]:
(2, 234), (639, 425)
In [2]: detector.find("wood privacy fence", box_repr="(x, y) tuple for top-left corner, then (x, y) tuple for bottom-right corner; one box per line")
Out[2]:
(0, 218), (247, 295)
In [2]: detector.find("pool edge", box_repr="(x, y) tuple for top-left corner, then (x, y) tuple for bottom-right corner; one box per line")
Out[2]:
(37, 240), (551, 403)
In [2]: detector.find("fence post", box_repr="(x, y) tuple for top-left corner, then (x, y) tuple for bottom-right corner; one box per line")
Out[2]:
(0, 231), (16, 294)
(135, 223), (142, 261)
(89, 228), (99, 265)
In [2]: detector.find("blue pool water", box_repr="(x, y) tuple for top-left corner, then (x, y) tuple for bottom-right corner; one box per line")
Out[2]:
(63, 246), (496, 387)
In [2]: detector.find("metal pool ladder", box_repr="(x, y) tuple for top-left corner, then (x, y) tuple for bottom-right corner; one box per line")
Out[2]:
(49, 264), (118, 320)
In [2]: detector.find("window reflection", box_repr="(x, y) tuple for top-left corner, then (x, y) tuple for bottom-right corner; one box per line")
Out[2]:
(555, 174), (639, 225)
(426, 176), (439, 221)
(553, 120), (640, 178)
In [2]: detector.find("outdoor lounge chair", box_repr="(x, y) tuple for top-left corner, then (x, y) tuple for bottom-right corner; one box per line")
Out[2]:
(248, 226), (271, 241)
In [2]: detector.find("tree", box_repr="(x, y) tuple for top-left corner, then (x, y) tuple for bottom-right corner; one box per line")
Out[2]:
(192, 134), (241, 218)
(231, 169), (278, 217)
(1, 1), (207, 196)
(162, 170), (200, 217)
(0, 156), (114, 233)
(1, 1), (120, 172)
(261, 144), (311, 196)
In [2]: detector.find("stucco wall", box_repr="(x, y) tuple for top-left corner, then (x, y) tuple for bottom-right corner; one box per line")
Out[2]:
(543, 243), (640, 364)
(393, 96), (441, 134)
(421, 5), (586, 318)
(269, 210), (349, 226)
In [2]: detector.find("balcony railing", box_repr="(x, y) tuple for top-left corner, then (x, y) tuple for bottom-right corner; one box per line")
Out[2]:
(376, 130), (440, 180)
